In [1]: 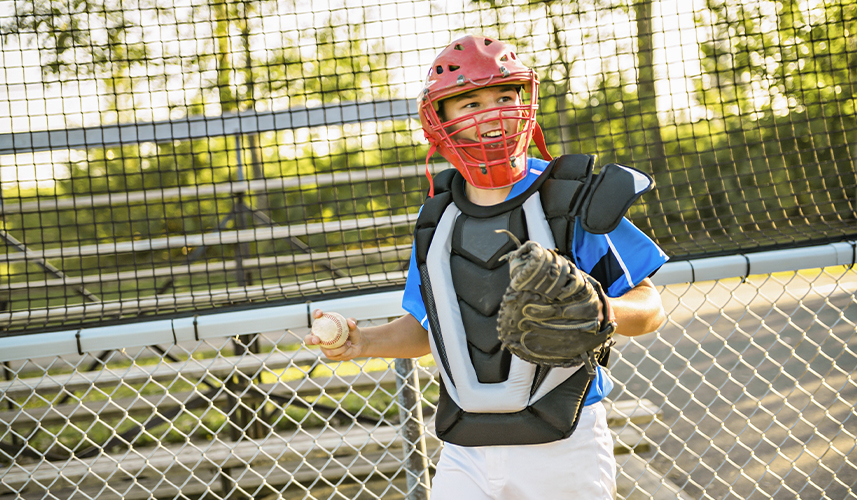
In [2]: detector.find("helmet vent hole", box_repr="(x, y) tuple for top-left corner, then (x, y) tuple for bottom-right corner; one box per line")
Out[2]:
(500, 55), (508, 62)
(448, 65), (460, 72)
(484, 39), (493, 46)
(511, 52), (517, 60)
(454, 44), (463, 51)
(436, 65), (443, 74)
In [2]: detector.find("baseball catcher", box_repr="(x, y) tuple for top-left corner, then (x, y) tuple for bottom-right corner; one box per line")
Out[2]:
(495, 230), (616, 377)
(309, 34), (668, 499)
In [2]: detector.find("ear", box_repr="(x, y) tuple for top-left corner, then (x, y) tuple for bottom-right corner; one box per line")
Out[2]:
(435, 100), (445, 121)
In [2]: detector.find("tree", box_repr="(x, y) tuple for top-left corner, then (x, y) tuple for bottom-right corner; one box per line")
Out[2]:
(631, 0), (674, 239)
(693, 0), (856, 232)
(0, 0), (403, 212)
(0, 0), (410, 302)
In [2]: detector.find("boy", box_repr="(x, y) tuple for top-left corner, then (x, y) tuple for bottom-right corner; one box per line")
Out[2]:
(305, 35), (667, 499)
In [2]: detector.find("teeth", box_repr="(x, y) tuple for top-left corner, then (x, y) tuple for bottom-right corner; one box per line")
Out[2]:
(483, 131), (502, 138)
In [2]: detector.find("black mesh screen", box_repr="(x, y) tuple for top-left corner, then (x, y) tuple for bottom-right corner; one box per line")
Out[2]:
(0, 0), (854, 333)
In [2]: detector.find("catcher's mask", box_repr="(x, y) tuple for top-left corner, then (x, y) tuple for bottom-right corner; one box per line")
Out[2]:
(418, 35), (551, 195)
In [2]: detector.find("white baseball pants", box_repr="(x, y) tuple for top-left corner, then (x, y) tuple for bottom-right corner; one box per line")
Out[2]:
(430, 403), (617, 500)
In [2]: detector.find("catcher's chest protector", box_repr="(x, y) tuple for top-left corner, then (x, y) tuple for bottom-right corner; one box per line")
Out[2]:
(413, 154), (653, 447)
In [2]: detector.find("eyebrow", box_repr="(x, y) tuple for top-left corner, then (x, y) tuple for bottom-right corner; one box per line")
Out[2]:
(446, 85), (520, 104)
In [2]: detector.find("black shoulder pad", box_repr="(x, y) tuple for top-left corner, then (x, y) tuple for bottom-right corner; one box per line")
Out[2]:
(428, 168), (458, 200)
(540, 179), (586, 218)
(538, 153), (595, 256)
(414, 191), (453, 264)
(578, 163), (654, 234)
(416, 190), (453, 230)
(549, 154), (594, 181)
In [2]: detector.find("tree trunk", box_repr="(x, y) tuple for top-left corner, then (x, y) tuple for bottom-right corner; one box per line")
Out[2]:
(214, 1), (237, 114)
(635, 0), (672, 240)
(239, 2), (269, 217)
(550, 11), (574, 155)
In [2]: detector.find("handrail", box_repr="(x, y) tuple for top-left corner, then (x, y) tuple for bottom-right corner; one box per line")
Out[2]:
(0, 271), (408, 332)
(0, 98), (418, 156)
(0, 213), (419, 262)
(1, 240), (854, 361)
(0, 162), (449, 215)
(0, 244), (413, 289)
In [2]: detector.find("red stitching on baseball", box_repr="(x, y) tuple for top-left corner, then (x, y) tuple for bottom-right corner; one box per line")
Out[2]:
(320, 314), (345, 346)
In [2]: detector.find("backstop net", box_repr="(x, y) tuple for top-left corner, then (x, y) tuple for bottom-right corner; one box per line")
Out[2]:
(0, 0), (855, 499)
(1, 0), (854, 334)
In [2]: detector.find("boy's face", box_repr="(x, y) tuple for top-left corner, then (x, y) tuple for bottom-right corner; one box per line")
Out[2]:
(440, 85), (523, 146)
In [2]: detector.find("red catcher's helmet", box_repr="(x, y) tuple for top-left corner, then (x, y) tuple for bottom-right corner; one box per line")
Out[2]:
(418, 35), (551, 192)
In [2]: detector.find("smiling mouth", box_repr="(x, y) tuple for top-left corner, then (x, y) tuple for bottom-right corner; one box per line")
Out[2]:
(482, 130), (504, 138)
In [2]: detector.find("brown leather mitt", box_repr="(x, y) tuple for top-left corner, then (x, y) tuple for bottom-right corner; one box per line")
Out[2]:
(495, 231), (616, 377)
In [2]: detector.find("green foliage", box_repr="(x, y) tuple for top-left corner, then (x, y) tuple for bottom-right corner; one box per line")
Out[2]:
(1, 0), (400, 117)
(1, 0), (855, 326)
(0, 0), (422, 312)
(680, 0), (857, 254)
(696, 0), (857, 121)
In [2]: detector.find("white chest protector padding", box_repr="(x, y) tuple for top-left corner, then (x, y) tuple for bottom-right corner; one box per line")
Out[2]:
(425, 192), (582, 413)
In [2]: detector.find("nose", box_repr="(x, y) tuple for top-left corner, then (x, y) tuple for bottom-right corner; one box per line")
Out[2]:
(477, 107), (504, 125)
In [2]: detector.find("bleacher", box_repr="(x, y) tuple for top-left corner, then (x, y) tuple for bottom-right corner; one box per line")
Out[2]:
(0, 329), (668, 499)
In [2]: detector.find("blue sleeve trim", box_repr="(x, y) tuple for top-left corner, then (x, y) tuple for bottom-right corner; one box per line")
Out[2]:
(574, 218), (668, 297)
(505, 158), (549, 200)
(402, 241), (429, 329)
(584, 366), (613, 405)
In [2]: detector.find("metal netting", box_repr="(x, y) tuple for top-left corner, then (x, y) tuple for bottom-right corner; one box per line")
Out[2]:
(1, 0), (855, 333)
(0, 267), (854, 499)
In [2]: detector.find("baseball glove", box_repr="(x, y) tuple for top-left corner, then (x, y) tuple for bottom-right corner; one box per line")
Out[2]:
(495, 230), (616, 377)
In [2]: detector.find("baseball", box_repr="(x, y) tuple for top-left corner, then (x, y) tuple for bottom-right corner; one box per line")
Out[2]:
(312, 312), (350, 349)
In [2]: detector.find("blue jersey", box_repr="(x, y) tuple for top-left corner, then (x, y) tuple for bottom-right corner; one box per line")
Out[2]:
(402, 158), (668, 405)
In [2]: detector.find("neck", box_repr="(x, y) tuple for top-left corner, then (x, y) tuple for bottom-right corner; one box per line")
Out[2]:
(465, 182), (513, 206)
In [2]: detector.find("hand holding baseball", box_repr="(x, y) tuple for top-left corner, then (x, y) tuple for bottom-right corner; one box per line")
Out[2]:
(304, 309), (365, 360)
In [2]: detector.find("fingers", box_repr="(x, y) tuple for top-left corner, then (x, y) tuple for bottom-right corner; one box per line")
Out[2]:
(304, 309), (323, 345)
(304, 309), (361, 361)
(303, 309), (324, 344)
(303, 333), (319, 345)
(319, 343), (353, 361)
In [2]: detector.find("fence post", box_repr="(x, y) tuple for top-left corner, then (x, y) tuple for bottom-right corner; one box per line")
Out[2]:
(394, 356), (431, 500)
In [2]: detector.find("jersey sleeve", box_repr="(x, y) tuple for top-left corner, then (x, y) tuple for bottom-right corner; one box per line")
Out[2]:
(402, 241), (429, 330)
(572, 217), (668, 298)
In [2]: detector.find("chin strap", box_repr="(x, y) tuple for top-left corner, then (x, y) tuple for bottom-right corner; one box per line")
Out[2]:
(424, 138), (438, 198)
(533, 122), (552, 161)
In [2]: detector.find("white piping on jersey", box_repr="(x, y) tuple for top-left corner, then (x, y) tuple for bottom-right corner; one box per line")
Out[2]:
(604, 233), (635, 291)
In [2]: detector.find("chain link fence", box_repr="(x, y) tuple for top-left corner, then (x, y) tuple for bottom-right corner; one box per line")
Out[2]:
(1, 264), (854, 500)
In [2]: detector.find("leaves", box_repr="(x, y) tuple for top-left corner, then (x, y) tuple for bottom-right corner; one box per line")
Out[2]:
(2, 0), (399, 118)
